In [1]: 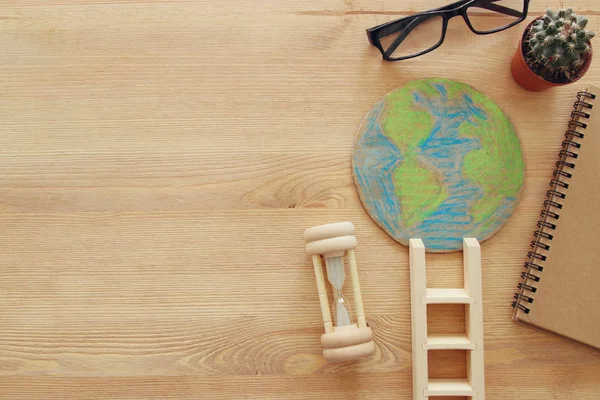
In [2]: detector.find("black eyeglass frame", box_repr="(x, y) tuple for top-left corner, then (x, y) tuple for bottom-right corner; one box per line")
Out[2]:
(367, 0), (530, 61)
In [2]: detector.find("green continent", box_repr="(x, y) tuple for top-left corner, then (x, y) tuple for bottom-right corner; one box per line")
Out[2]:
(460, 97), (524, 225)
(382, 80), (437, 154)
(394, 155), (448, 228)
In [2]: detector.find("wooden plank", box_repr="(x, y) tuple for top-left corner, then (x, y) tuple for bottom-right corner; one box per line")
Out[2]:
(464, 238), (486, 400)
(425, 289), (474, 304)
(425, 333), (474, 350)
(410, 239), (428, 400)
(426, 379), (476, 397)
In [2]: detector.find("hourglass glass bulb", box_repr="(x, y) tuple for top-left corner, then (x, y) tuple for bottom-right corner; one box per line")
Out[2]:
(324, 256), (352, 327)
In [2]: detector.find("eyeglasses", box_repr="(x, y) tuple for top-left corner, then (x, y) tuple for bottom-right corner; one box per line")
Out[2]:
(367, 0), (529, 61)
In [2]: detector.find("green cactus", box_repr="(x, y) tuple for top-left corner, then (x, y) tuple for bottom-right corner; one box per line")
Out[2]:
(525, 8), (595, 79)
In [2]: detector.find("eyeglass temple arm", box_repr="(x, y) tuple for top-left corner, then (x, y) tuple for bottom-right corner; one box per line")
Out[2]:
(475, 0), (524, 18)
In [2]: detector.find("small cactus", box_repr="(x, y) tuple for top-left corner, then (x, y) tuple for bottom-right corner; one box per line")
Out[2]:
(525, 8), (595, 81)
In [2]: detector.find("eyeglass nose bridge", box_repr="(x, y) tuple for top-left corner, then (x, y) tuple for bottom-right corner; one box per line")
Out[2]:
(445, 7), (465, 19)
(444, 6), (473, 32)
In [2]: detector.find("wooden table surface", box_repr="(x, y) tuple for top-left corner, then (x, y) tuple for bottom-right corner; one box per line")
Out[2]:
(2, 1), (600, 399)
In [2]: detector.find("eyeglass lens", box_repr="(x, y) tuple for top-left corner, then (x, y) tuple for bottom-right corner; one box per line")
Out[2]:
(379, 14), (445, 59)
(467, 0), (525, 33)
(379, 0), (526, 59)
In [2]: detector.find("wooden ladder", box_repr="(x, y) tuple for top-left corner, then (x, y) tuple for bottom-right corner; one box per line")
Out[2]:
(409, 238), (485, 400)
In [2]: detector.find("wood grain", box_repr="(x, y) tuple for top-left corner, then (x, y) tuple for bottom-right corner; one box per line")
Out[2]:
(1, 0), (599, 399)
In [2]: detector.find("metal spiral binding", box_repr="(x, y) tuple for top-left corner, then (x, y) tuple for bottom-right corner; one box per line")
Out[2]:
(512, 90), (596, 314)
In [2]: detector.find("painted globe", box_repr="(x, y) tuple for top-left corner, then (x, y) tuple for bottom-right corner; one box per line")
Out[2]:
(352, 78), (524, 252)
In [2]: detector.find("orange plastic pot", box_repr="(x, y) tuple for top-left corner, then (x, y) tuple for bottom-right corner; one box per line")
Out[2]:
(511, 19), (593, 92)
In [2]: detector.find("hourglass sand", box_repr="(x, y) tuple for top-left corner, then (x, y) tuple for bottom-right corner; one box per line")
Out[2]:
(304, 222), (375, 362)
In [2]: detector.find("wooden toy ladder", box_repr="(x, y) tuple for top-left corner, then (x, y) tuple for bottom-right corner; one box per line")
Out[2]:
(409, 238), (485, 400)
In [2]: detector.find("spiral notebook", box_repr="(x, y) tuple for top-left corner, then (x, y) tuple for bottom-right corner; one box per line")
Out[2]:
(512, 85), (600, 350)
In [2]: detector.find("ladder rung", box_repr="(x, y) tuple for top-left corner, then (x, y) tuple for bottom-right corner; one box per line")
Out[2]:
(425, 378), (476, 397)
(425, 288), (474, 304)
(425, 333), (475, 350)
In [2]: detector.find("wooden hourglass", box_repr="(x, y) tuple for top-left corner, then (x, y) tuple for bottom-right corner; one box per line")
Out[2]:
(304, 222), (374, 362)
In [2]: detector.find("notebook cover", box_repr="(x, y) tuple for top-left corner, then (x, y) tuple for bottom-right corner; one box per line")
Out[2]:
(513, 85), (600, 350)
